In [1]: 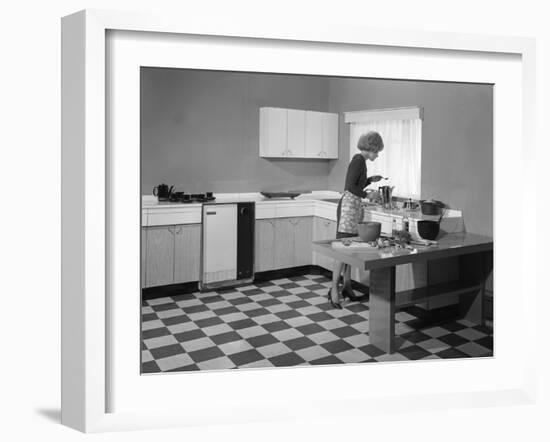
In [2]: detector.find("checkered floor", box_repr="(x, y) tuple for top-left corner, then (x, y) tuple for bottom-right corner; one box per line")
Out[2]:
(141, 274), (493, 373)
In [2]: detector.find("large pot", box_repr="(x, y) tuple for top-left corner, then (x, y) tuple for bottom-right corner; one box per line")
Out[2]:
(416, 220), (440, 240)
(420, 199), (445, 215)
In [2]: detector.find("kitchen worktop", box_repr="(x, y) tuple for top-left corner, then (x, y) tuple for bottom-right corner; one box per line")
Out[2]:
(141, 191), (462, 228)
(142, 191), (341, 207)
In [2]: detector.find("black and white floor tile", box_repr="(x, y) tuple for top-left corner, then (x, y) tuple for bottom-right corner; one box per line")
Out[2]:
(141, 274), (493, 373)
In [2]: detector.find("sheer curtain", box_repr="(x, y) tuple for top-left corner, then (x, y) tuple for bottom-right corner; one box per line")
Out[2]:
(346, 108), (422, 199)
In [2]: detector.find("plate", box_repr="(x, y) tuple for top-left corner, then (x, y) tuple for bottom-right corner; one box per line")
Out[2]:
(260, 191), (301, 199)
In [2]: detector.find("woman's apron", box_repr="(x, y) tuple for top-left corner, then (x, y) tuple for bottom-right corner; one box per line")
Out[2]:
(337, 190), (364, 234)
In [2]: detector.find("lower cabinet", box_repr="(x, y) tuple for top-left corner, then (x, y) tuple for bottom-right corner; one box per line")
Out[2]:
(142, 224), (201, 288)
(145, 225), (175, 288)
(273, 218), (295, 269)
(141, 228), (147, 288)
(174, 224), (201, 284)
(255, 217), (313, 272)
(143, 217), (322, 287)
(255, 219), (276, 272)
(291, 217), (314, 266)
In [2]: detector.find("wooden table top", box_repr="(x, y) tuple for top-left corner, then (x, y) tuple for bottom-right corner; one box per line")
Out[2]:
(312, 232), (493, 270)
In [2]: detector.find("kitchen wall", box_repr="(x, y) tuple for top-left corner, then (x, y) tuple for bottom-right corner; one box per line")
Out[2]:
(141, 68), (331, 195)
(327, 79), (493, 236)
(142, 68), (493, 236)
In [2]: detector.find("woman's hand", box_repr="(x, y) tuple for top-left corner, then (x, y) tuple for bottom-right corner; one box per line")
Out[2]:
(369, 175), (384, 183)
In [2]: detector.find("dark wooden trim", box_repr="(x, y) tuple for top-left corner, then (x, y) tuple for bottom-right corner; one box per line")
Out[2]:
(395, 281), (482, 309)
(141, 265), (371, 300)
(253, 265), (318, 283)
(142, 281), (199, 301)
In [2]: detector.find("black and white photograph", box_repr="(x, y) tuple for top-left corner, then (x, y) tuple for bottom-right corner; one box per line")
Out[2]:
(3, 0), (545, 438)
(140, 68), (494, 374)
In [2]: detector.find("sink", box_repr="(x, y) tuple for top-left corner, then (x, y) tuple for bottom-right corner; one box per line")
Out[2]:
(320, 198), (341, 204)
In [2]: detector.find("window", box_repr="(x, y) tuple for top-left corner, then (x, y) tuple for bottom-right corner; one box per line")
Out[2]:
(344, 106), (423, 199)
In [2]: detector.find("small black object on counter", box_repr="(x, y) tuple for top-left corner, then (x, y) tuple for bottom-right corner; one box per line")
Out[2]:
(261, 191), (301, 199)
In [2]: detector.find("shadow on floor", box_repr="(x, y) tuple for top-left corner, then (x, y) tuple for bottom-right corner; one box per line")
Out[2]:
(35, 408), (61, 423)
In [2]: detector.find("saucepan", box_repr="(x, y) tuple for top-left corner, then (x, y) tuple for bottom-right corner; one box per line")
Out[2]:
(420, 199), (445, 215)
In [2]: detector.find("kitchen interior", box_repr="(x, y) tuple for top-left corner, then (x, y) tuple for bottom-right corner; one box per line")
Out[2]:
(140, 67), (493, 374)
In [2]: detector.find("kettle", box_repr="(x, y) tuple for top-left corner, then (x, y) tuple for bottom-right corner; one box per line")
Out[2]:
(378, 185), (395, 209)
(153, 183), (174, 201)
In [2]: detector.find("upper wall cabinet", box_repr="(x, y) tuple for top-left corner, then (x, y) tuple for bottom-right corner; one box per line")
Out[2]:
(259, 107), (339, 159)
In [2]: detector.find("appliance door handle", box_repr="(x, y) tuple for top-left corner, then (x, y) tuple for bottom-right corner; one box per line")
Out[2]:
(205, 211), (217, 215)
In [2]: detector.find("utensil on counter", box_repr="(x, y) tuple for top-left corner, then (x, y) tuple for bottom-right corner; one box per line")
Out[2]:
(416, 220), (440, 240)
(416, 200), (447, 240)
(169, 191), (185, 202)
(378, 185), (395, 209)
(403, 199), (419, 210)
(261, 191), (301, 199)
(153, 183), (174, 201)
(420, 199), (445, 215)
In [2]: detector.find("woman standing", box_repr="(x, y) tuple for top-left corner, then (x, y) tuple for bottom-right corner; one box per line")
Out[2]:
(328, 131), (385, 309)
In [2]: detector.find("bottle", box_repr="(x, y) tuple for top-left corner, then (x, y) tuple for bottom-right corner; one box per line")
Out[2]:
(403, 211), (410, 232)
(392, 217), (398, 237)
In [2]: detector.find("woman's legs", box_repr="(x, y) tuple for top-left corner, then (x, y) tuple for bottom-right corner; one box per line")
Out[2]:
(342, 264), (352, 291)
(331, 260), (344, 303)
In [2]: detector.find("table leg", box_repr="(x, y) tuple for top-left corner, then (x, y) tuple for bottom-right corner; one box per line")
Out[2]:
(369, 266), (396, 353)
(459, 251), (493, 325)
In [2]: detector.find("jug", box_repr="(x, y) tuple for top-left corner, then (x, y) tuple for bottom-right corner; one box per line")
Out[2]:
(378, 185), (395, 209)
(153, 183), (174, 201)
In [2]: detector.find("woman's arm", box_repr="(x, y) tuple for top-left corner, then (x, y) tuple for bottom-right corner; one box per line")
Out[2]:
(366, 175), (383, 186)
(344, 156), (367, 198)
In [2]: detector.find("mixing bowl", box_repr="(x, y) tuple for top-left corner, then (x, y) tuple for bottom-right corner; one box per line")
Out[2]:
(357, 222), (381, 242)
(416, 220), (440, 240)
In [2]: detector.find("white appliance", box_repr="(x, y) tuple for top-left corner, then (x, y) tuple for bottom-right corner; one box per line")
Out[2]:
(200, 202), (255, 290)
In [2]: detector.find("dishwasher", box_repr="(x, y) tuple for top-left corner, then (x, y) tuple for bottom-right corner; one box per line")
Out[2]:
(200, 202), (255, 291)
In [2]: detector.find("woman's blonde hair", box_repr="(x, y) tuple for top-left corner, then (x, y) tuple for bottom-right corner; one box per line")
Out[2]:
(357, 131), (384, 153)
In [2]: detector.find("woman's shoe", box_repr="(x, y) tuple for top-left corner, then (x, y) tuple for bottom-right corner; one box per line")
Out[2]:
(327, 288), (342, 310)
(342, 286), (365, 302)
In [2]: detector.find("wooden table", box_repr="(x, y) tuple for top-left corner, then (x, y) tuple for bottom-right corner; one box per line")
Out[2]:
(312, 232), (493, 353)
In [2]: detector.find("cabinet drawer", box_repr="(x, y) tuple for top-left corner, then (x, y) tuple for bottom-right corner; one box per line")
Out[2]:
(145, 207), (201, 226)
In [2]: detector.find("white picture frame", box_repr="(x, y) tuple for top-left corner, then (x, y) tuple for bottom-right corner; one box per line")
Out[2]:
(61, 9), (538, 433)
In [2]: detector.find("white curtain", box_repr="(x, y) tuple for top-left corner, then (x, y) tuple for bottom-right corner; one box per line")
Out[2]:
(349, 114), (422, 199)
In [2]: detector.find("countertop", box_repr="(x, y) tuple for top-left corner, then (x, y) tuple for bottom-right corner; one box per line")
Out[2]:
(141, 191), (462, 227)
(313, 232), (492, 270)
